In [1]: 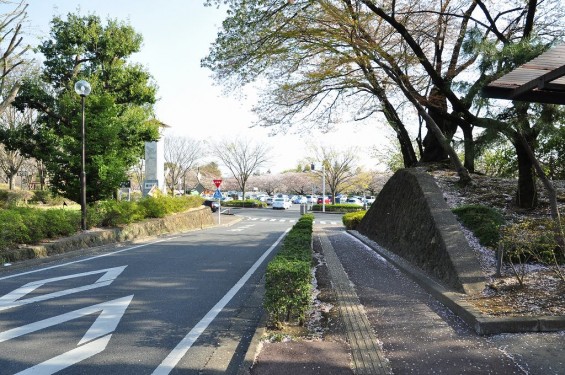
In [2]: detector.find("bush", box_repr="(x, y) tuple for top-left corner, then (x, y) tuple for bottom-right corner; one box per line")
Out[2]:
(29, 190), (51, 204)
(92, 200), (146, 227)
(264, 258), (311, 327)
(264, 214), (313, 327)
(0, 207), (82, 251)
(89, 195), (204, 226)
(222, 199), (266, 208)
(452, 204), (505, 247)
(342, 211), (366, 230)
(499, 219), (562, 264)
(0, 209), (29, 250)
(312, 203), (363, 212)
(0, 190), (34, 208)
(42, 209), (81, 237)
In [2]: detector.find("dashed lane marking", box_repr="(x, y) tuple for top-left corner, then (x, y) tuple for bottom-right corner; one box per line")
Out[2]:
(240, 217), (341, 225)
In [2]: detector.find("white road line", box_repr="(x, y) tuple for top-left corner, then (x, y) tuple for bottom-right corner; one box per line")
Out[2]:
(0, 238), (175, 281)
(0, 295), (133, 344)
(151, 228), (291, 375)
(0, 266), (126, 311)
(16, 334), (113, 375)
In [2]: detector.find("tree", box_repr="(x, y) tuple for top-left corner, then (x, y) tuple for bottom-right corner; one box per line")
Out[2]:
(164, 136), (204, 195)
(0, 0), (31, 115)
(0, 104), (32, 189)
(280, 171), (315, 196)
(310, 145), (360, 203)
(203, 0), (565, 208)
(203, 0), (418, 169)
(4, 12), (160, 203)
(210, 138), (271, 200)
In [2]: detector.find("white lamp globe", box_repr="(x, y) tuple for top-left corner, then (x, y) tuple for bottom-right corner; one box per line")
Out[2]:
(74, 80), (92, 97)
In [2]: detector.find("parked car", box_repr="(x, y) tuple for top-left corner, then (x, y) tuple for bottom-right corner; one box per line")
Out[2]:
(266, 197), (274, 206)
(203, 200), (220, 212)
(293, 195), (307, 204)
(365, 195), (376, 205)
(272, 197), (292, 209)
(317, 196), (331, 204)
(345, 197), (364, 206)
(335, 194), (348, 203)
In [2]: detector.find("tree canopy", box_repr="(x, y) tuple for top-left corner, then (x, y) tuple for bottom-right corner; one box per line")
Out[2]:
(203, 0), (565, 208)
(3, 12), (160, 203)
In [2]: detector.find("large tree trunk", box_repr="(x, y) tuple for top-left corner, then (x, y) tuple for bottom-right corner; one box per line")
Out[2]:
(514, 134), (538, 209)
(376, 84), (418, 168)
(421, 88), (457, 162)
(461, 123), (475, 173)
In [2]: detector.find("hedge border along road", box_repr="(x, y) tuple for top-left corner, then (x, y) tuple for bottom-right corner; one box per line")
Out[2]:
(264, 214), (314, 328)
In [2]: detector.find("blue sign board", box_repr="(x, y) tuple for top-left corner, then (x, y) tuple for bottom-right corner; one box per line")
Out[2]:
(213, 189), (222, 199)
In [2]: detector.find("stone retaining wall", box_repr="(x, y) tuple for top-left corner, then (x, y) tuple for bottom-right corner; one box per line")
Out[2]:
(3, 206), (214, 262)
(357, 168), (485, 295)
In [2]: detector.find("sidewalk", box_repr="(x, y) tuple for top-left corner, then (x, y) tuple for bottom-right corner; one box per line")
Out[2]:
(247, 226), (565, 375)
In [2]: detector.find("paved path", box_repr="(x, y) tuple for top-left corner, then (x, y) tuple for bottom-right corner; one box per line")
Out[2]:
(321, 227), (565, 375)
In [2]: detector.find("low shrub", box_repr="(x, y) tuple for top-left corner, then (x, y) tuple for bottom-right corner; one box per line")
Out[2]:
(138, 194), (203, 218)
(92, 200), (146, 227)
(222, 199), (266, 208)
(0, 194), (205, 252)
(29, 190), (51, 204)
(0, 207), (82, 251)
(264, 214), (313, 328)
(499, 219), (562, 264)
(452, 204), (505, 247)
(0, 209), (29, 250)
(312, 203), (364, 212)
(0, 190), (34, 208)
(42, 209), (81, 237)
(342, 211), (366, 230)
(264, 258), (311, 327)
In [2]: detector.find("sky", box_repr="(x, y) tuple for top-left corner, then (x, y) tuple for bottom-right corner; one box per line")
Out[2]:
(21, 0), (394, 174)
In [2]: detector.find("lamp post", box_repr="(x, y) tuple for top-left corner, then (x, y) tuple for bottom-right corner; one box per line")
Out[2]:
(74, 80), (91, 231)
(311, 162), (326, 213)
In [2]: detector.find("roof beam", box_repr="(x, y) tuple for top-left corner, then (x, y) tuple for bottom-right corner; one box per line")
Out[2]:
(508, 64), (565, 99)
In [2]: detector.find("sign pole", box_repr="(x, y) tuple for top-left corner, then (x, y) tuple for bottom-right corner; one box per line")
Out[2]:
(213, 179), (223, 225)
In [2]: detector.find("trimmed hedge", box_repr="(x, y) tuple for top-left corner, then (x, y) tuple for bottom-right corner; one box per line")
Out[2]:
(342, 210), (366, 230)
(0, 208), (81, 252)
(312, 203), (364, 212)
(0, 195), (204, 253)
(221, 199), (266, 208)
(264, 214), (314, 327)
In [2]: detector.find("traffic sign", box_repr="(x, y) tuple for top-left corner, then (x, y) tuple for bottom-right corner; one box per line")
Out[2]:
(213, 189), (222, 199)
(213, 179), (222, 188)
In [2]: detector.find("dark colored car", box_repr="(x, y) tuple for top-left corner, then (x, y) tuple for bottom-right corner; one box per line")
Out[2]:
(317, 196), (331, 204)
(203, 199), (219, 212)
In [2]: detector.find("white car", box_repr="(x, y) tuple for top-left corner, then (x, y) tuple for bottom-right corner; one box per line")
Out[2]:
(306, 195), (317, 204)
(365, 195), (376, 205)
(272, 197), (292, 209)
(345, 197), (364, 206)
(293, 195), (307, 204)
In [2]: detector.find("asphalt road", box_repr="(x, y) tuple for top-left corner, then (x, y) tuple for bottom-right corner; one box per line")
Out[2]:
(0, 213), (297, 375)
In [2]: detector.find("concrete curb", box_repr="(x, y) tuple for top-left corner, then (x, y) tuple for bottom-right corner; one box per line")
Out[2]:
(237, 310), (268, 375)
(348, 230), (565, 335)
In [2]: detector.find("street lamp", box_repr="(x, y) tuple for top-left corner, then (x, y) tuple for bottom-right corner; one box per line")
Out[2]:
(74, 80), (91, 231)
(311, 163), (326, 213)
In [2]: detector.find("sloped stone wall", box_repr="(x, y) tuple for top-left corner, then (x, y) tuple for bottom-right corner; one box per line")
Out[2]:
(357, 168), (485, 295)
(5, 206), (215, 262)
